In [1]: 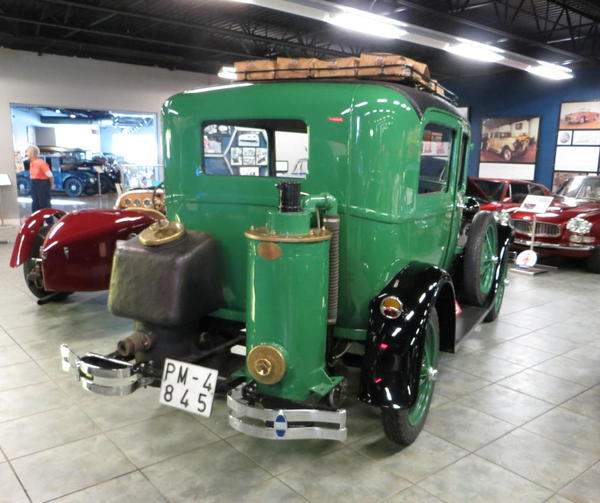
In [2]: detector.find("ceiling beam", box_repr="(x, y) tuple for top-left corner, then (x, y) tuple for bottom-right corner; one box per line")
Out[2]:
(393, 0), (597, 62)
(35, 0), (353, 57)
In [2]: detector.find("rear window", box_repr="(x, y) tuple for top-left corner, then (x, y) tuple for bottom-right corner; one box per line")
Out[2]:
(202, 119), (308, 178)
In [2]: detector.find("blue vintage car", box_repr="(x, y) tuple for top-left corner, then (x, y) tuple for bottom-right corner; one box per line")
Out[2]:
(17, 153), (100, 197)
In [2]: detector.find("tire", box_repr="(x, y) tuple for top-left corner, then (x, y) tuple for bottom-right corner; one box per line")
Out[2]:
(462, 212), (498, 307)
(580, 117), (586, 124)
(585, 249), (600, 274)
(64, 177), (84, 197)
(381, 308), (439, 446)
(17, 177), (31, 197)
(484, 248), (509, 322)
(23, 224), (71, 301)
(501, 146), (512, 161)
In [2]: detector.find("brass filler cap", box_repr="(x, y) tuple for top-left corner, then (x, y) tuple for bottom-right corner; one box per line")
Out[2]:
(247, 344), (286, 385)
(139, 219), (185, 246)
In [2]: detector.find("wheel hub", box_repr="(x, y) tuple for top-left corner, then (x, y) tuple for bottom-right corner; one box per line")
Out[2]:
(427, 367), (438, 382)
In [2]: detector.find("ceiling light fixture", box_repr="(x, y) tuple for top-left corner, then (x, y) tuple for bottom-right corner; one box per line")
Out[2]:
(223, 0), (576, 80)
(526, 62), (573, 80)
(326, 12), (408, 39)
(444, 41), (504, 63)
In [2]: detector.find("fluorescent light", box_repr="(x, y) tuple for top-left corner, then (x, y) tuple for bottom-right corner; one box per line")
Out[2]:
(69, 114), (76, 118)
(526, 62), (573, 80)
(326, 12), (407, 39)
(444, 41), (504, 62)
(217, 66), (237, 80)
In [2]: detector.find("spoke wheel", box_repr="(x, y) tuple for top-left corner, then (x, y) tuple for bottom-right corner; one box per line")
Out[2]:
(381, 308), (439, 446)
(484, 249), (509, 322)
(462, 211), (498, 307)
(407, 314), (438, 426)
(23, 223), (71, 301)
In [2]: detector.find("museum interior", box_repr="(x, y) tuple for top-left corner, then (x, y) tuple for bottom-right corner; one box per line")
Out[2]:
(0, 1), (599, 502)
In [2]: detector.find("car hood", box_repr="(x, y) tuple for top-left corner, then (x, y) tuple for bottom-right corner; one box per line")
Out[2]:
(511, 196), (600, 223)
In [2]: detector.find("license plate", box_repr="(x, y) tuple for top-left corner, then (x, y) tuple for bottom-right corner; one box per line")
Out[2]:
(159, 359), (218, 418)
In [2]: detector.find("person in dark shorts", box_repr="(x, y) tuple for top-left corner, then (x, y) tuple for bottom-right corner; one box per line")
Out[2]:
(26, 145), (55, 213)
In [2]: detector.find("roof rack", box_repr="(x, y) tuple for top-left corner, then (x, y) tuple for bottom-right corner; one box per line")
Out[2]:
(233, 64), (458, 106)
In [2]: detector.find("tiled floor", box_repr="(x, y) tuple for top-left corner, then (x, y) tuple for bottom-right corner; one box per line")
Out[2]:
(0, 224), (599, 503)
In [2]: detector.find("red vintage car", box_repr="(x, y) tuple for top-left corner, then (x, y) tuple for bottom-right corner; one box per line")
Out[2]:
(467, 177), (551, 211)
(511, 175), (600, 273)
(564, 111), (600, 125)
(10, 187), (164, 303)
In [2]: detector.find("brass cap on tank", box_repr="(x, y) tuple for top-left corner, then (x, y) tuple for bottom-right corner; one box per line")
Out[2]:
(247, 345), (286, 385)
(139, 219), (185, 246)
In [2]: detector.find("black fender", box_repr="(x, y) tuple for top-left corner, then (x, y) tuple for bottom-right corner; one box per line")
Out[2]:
(358, 262), (455, 409)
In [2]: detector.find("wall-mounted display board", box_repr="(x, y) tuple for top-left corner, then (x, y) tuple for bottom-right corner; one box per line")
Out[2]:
(554, 101), (600, 185)
(479, 116), (540, 180)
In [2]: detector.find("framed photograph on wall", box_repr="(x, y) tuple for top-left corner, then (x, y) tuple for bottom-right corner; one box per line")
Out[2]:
(479, 116), (540, 179)
(553, 101), (600, 177)
(558, 101), (600, 130)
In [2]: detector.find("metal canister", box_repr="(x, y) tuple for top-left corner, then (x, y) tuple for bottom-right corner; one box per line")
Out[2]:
(244, 187), (339, 402)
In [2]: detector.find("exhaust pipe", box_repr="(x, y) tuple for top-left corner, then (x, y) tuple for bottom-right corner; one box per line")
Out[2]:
(117, 330), (154, 358)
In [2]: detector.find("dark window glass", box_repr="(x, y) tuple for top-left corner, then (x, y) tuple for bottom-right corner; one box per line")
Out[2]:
(419, 124), (455, 194)
(467, 180), (504, 202)
(528, 184), (544, 196)
(511, 182), (529, 203)
(202, 119), (308, 178)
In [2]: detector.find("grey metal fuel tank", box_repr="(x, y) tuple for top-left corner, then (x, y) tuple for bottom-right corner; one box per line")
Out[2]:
(108, 227), (222, 327)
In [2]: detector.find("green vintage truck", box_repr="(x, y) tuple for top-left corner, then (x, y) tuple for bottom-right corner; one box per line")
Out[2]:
(61, 69), (512, 445)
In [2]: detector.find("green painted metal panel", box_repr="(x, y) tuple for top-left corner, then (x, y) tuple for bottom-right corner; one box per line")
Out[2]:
(162, 81), (469, 331)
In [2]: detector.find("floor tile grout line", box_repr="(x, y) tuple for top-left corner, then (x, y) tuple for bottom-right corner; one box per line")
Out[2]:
(0, 444), (33, 503)
(39, 467), (141, 503)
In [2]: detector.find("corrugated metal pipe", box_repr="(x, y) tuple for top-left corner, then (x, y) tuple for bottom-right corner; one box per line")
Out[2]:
(303, 193), (339, 324)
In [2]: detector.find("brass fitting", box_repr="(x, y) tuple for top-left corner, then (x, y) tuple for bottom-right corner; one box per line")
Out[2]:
(247, 345), (286, 385)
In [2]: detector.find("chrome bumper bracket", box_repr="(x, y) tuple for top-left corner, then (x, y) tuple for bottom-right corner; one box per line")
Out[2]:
(227, 385), (347, 441)
(60, 344), (147, 396)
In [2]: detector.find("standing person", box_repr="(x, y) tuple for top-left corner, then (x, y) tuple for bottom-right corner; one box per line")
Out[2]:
(26, 145), (54, 213)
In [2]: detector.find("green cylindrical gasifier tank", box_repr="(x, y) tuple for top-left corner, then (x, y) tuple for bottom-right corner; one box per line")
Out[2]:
(245, 207), (340, 402)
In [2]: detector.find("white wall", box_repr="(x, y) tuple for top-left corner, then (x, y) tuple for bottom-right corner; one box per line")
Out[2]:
(0, 48), (219, 221)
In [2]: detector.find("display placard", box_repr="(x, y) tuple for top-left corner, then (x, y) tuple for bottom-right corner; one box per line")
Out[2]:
(519, 195), (554, 213)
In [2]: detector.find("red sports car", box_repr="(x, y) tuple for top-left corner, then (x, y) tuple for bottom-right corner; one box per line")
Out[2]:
(10, 187), (164, 303)
(564, 111), (600, 125)
(467, 177), (551, 211)
(511, 175), (600, 273)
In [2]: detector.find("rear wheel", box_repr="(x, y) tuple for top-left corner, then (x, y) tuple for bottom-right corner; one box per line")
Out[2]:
(381, 308), (439, 446)
(484, 249), (509, 322)
(463, 212), (498, 307)
(17, 177), (31, 196)
(64, 177), (84, 197)
(23, 225), (71, 301)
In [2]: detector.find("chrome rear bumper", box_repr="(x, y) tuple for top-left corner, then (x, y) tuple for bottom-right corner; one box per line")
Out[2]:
(60, 344), (147, 396)
(227, 385), (347, 441)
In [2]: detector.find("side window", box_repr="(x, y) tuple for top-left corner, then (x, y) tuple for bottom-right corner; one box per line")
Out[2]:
(202, 120), (308, 178)
(419, 124), (455, 194)
(457, 133), (469, 190)
(511, 182), (528, 203)
(528, 184), (544, 196)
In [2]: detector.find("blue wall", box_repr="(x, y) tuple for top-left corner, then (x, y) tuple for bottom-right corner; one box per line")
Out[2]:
(444, 67), (600, 189)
